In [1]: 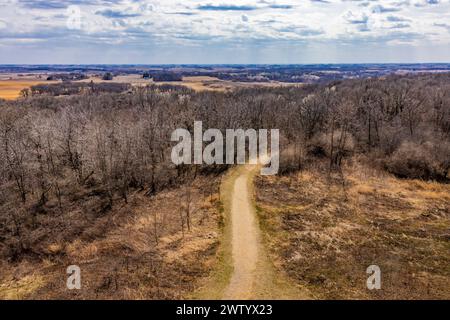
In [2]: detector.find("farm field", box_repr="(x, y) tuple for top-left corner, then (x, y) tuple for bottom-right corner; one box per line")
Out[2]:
(0, 80), (57, 100)
(0, 75), (303, 100)
(79, 75), (302, 92)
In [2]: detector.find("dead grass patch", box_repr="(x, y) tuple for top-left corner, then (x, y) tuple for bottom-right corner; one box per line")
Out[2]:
(0, 274), (45, 299)
(254, 162), (450, 299)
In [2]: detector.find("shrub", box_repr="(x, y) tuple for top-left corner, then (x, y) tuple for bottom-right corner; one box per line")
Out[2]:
(385, 141), (450, 181)
(152, 73), (182, 82)
(278, 146), (304, 175)
(102, 72), (114, 81)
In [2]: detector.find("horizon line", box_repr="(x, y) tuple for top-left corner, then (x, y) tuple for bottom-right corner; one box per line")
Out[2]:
(1, 62), (450, 66)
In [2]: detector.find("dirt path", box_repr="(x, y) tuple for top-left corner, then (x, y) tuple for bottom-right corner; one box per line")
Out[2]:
(193, 163), (310, 300)
(222, 165), (260, 299)
(220, 164), (310, 300)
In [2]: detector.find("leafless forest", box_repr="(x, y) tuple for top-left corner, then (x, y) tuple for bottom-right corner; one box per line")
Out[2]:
(0, 73), (449, 298)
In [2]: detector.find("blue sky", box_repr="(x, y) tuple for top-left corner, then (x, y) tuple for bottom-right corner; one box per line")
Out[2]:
(0, 0), (449, 64)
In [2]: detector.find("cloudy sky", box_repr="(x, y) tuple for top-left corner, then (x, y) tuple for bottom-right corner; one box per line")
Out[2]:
(0, 0), (449, 63)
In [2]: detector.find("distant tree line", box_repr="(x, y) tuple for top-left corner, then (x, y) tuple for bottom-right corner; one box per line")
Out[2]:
(150, 72), (183, 82)
(22, 82), (131, 97)
(46, 73), (88, 81)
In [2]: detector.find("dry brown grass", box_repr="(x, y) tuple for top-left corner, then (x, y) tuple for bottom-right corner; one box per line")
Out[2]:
(254, 161), (450, 299)
(0, 274), (45, 299)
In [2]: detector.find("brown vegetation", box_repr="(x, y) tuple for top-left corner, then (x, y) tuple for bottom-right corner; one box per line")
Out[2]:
(0, 72), (449, 299)
(254, 160), (450, 299)
(0, 176), (222, 299)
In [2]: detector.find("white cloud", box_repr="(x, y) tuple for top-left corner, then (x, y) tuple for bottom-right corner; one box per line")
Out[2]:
(0, 0), (449, 62)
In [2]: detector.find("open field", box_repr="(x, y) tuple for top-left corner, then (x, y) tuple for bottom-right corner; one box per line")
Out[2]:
(79, 75), (302, 92)
(0, 80), (58, 100)
(76, 75), (226, 91)
(0, 73), (303, 100)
